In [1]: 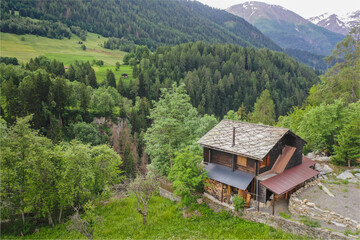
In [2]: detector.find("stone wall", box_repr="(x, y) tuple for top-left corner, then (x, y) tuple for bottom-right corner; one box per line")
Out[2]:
(159, 187), (181, 202)
(203, 193), (350, 240)
(160, 186), (351, 239)
(289, 179), (359, 231)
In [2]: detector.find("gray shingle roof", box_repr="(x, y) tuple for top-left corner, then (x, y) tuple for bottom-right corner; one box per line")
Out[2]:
(197, 119), (290, 161)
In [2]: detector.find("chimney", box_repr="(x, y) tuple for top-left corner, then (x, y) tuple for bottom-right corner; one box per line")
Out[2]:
(232, 127), (235, 147)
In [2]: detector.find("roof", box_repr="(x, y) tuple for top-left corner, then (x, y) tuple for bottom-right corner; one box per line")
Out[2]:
(198, 119), (294, 160)
(205, 163), (254, 190)
(260, 160), (318, 195)
(302, 156), (316, 167)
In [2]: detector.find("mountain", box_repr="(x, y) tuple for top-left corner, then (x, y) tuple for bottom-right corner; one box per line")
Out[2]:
(226, 1), (345, 56)
(308, 11), (360, 35)
(0, 0), (281, 51)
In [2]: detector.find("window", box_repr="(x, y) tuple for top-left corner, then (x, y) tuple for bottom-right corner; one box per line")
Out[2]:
(260, 155), (270, 168)
(237, 156), (247, 167)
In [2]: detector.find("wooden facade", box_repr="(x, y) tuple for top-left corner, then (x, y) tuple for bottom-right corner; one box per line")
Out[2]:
(203, 132), (306, 204)
(203, 148), (256, 174)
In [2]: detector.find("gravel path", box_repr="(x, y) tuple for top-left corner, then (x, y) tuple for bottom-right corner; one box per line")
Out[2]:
(296, 181), (360, 222)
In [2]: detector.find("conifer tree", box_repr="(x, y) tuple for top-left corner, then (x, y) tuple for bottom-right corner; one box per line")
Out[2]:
(251, 89), (275, 125)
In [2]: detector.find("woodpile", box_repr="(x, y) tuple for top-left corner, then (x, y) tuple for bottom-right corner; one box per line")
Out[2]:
(205, 179), (223, 201)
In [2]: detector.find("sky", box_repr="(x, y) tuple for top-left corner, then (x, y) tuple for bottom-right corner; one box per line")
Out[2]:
(195, 0), (360, 18)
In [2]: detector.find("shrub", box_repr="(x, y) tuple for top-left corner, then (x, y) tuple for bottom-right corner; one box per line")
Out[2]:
(232, 195), (245, 212)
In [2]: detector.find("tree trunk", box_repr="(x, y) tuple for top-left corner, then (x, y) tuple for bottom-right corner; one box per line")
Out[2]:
(142, 205), (147, 225)
(20, 191), (25, 225)
(58, 112), (63, 127)
(348, 159), (351, 167)
(142, 214), (147, 225)
(48, 212), (55, 227)
(58, 206), (63, 223)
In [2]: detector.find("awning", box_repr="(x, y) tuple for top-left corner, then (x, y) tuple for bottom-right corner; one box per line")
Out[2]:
(260, 161), (318, 195)
(205, 163), (254, 190)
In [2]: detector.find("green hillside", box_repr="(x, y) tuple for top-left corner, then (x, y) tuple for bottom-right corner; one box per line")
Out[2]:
(2, 196), (302, 239)
(1, 0), (281, 51)
(0, 32), (132, 82)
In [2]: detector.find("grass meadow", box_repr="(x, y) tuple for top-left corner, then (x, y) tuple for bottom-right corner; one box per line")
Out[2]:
(2, 196), (304, 239)
(0, 32), (133, 83)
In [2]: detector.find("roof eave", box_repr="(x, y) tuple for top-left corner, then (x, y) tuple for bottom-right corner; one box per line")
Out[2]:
(199, 143), (262, 161)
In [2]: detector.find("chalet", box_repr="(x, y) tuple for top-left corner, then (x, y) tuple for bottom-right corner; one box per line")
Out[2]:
(198, 119), (318, 212)
(122, 73), (128, 78)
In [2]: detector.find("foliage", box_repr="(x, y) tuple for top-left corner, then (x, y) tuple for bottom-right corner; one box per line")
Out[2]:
(124, 42), (318, 117)
(2, 196), (304, 239)
(105, 69), (116, 88)
(103, 37), (136, 52)
(278, 28), (360, 164)
(0, 56), (19, 65)
(91, 86), (120, 118)
(0, 116), (122, 231)
(128, 173), (158, 225)
(331, 101), (360, 166)
(307, 26), (360, 106)
(169, 147), (208, 206)
(284, 48), (330, 72)
(68, 201), (100, 240)
(251, 89), (276, 125)
(232, 196), (245, 212)
(70, 122), (100, 146)
(144, 83), (217, 176)
(224, 104), (249, 122)
(1, 0), (281, 51)
(0, 14), (72, 39)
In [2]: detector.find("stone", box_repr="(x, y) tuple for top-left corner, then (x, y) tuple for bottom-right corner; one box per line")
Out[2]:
(357, 224), (360, 230)
(197, 198), (203, 204)
(318, 183), (335, 197)
(303, 199), (308, 203)
(331, 221), (346, 228)
(306, 152), (316, 159)
(315, 163), (333, 175)
(348, 178), (358, 183)
(306, 202), (316, 207)
(337, 171), (354, 180)
(355, 173), (360, 178)
(316, 156), (331, 162)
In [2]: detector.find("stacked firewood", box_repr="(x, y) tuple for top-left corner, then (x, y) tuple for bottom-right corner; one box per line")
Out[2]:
(205, 179), (223, 201)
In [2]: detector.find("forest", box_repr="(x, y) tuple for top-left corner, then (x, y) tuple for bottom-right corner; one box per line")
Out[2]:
(122, 42), (319, 117)
(0, 0), (280, 51)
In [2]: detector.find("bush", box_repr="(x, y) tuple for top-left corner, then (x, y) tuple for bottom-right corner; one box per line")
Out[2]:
(232, 195), (245, 212)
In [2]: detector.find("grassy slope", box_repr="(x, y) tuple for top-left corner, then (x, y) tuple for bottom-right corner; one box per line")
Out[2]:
(0, 32), (133, 83)
(3, 196), (304, 239)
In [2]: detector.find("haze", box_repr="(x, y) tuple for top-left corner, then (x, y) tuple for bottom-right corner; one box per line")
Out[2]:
(195, 0), (360, 18)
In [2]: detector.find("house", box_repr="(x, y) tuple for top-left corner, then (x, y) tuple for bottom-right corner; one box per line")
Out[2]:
(198, 119), (318, 212)
(122, 73), (128, 78)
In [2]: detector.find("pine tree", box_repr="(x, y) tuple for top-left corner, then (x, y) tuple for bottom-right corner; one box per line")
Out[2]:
(251, 89), (275, 125)
(88, 68), (98, 88)
(106, 69), (116, 88)
(123, 142), (136, 178)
